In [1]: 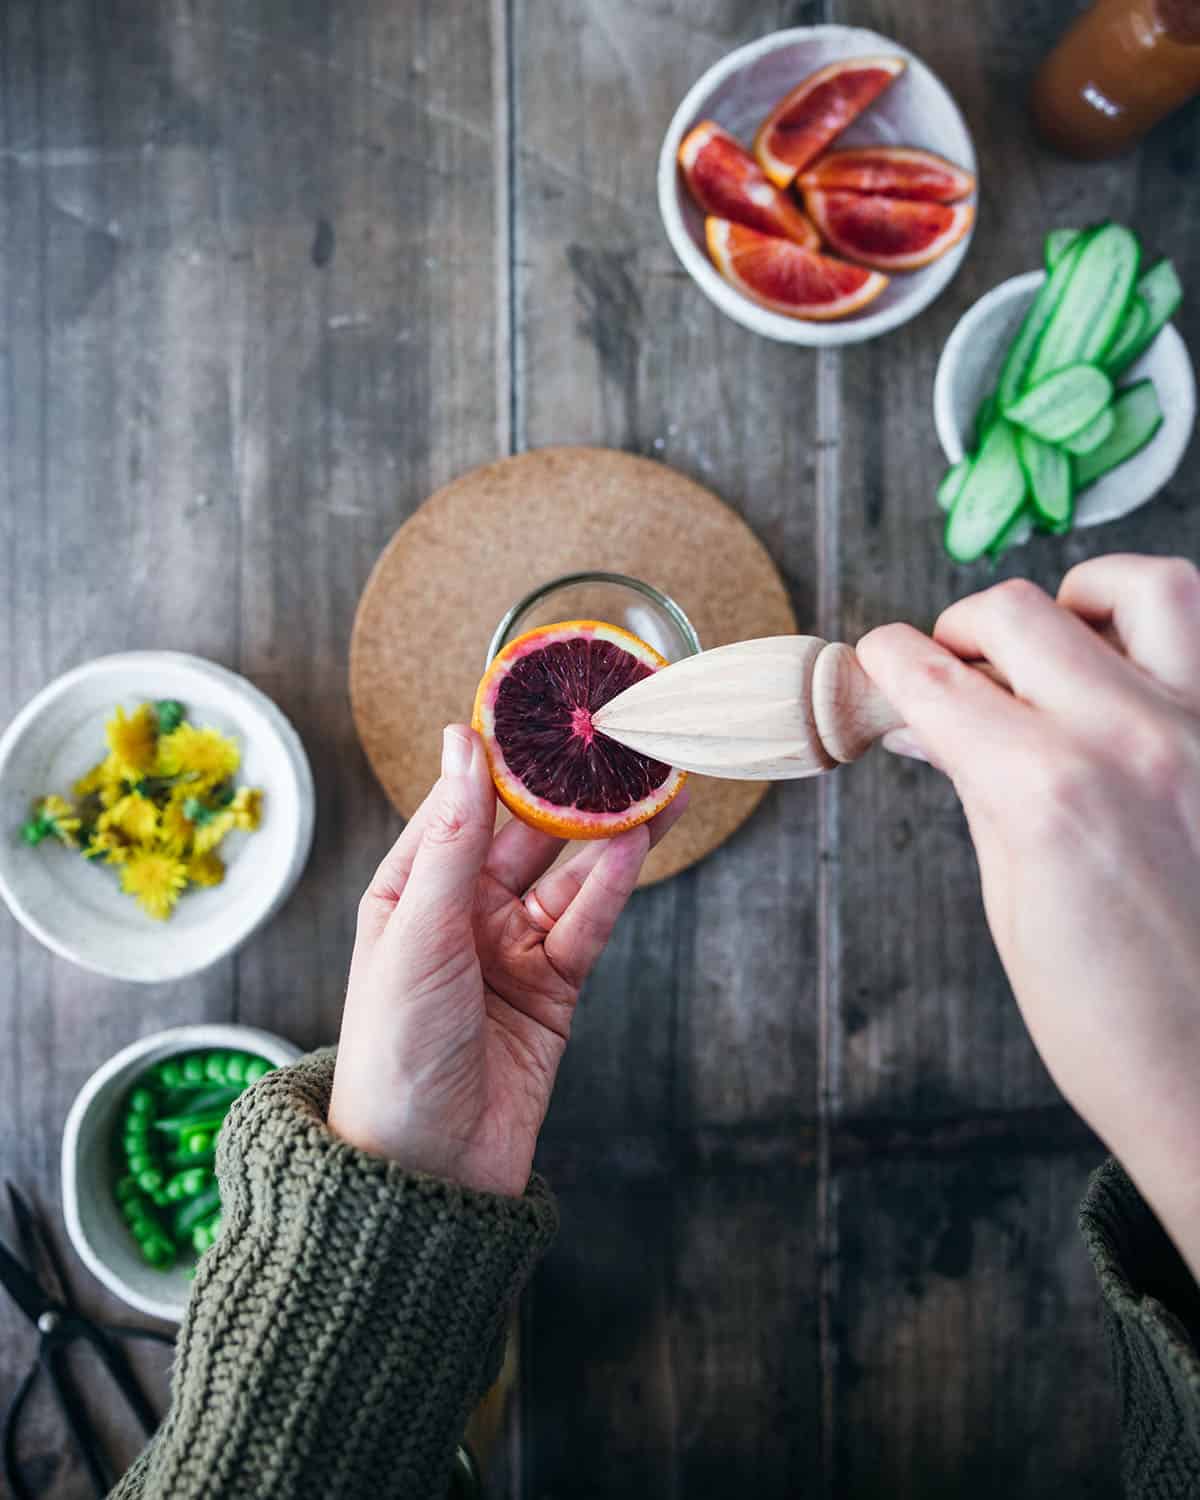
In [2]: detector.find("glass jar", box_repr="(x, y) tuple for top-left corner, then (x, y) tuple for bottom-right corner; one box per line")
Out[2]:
(485, 572), (700, 666)
(1031, 0), (1200, 159)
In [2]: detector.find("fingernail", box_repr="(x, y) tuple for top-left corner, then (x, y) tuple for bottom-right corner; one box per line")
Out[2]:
(881, 730), (930, 764)
(442, 727), (473, 777)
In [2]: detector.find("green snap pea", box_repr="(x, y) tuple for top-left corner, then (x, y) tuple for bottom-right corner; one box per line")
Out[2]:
(224, 1054), (247, 1085)
(204, 1052), (228, 1084)
(153, 1112), (226, 1136)
(151, 1187), (171, 1207)
(127, 1152), (153, 1176)
(129, 1087), (157, 1115)
(136, 1167), (164, 1194)
(165, 1167), (211, 1201)
(191, 1211), (222, 1254)
(115, 1175), (139, 1202)
(141, 1236), (175, 1267)
(173, 1182), (222, 1239)
(243, 1057), (272, 1085)
(184, 1131), (213, 1156)
(166, 1146), (216, 1170)
(163, 1084), (241, 1115)
(157, 1060), (183, 1089)
(181, 1055), (206, 1085)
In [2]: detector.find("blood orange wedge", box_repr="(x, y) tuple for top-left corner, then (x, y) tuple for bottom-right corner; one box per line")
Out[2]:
(799, 146), (975, 203)
(678, 120), (819, 248)
(753, 56), (906, 188)
(705, 217), (888, 322)
(471, 621), (687, 840)
(802, 188), (974, 271)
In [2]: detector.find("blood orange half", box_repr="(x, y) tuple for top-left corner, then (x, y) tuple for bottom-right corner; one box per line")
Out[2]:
(799, 146), (975, 203)
(471, 621), (687, 840)
(705, 217), (888, 322)
(678, 120), (819, 248)
(802, 189), (974, 271)
(753, 56), (906, 188)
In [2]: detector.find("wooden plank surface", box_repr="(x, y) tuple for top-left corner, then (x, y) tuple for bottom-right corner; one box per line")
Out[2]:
(2, 1), (1196, 1497)
(0, 2), (502, 1493)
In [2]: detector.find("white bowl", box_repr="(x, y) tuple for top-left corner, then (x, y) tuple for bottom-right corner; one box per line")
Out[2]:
(0, 652), (315, 983)
(62, 1024), (302, 1323)
(934, 271), (1197, 527)
(658, 25), (977, 346)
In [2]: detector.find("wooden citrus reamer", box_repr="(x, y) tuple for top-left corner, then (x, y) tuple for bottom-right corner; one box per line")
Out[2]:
(591, 636), (919, 779)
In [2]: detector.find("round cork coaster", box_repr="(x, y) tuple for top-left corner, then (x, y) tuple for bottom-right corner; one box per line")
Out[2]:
(349, 447), (798, 886)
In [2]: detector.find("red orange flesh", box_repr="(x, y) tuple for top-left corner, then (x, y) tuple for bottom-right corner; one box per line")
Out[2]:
(799, 145), (975, 203)
(705, 216), (888, 322)
(678, 120), (819, 248)
(471, 621), (687, 840)
(802, 188), (974, 271)
(753, 56), (906, 188)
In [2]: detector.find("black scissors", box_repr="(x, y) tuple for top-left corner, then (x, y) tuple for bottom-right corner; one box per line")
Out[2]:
(1, 1181), (175, 1498)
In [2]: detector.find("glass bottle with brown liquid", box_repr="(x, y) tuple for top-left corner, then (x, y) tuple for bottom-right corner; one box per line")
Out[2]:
(1032, 0), (1200, 159)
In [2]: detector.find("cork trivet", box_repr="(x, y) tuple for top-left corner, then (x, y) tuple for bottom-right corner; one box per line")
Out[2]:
(349, 447), (798, 886)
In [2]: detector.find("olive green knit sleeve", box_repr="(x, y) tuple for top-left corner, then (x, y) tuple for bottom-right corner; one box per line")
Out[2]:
(111, 1049), (557, 1500)
(1080, 1158), (1200, 1498)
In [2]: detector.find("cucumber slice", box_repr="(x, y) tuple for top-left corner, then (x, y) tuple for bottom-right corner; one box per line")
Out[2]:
(1044, 228), (1080, 271)
(972, 392), (997, 448)
(1026, 223), (1141, 384)
(1074, 379), (1164, 489)
(1003, 363), (1113, 443)
(937, 458), (970, 513)
(1016, 429), (1073, 529)
(995, 233), (1089, 411)
(945, 421), (1028, 563)
(1061, 405), (1115, 456)
(1107, 259), (1183, 376)
(989, 505), (1036, 559)
(1102, 296), (1148, 375)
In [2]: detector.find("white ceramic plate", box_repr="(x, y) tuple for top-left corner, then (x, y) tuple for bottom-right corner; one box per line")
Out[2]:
(62, 1024), (303, 1323)
(0, 652), (315, 982)
(658, 25), (977, 346)
(934, 271), (1197, 527)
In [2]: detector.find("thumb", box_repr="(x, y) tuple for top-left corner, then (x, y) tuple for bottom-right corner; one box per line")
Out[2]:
(398, 726), (496, 925)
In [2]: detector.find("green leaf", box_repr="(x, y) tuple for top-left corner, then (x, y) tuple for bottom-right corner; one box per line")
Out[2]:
(20, 817), (52, 846)
(182, 796), (217, 826)
(155, 699), (186, 734)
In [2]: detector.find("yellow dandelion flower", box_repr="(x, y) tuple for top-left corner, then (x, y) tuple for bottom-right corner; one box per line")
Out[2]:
(120, 850), (188, 921)
(106, 705), (158, 779)
(85, 829), (131, 865)
(192, 810), (235, 856)
(156, 724), (240, 786)
(186, 851), (225, 887)
(100, 793), (160, 845)
(75, 754), (128, 808)
(229, 786), (263, 831)
(158, 797), (196, 856)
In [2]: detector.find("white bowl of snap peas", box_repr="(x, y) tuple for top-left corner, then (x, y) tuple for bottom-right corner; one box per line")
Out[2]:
(62, 1024), (302, 1324)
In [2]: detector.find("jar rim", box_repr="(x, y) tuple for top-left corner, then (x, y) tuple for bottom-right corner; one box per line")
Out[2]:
(485, 572), (701, 666)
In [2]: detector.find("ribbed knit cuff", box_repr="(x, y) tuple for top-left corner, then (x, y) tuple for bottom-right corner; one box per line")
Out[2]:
(1080, 1157), (1200, 1498)
(133, 1049), (557, 1500)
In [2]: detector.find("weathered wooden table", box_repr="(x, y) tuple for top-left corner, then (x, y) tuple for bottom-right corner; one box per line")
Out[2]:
(2, 3), (1196, 1495)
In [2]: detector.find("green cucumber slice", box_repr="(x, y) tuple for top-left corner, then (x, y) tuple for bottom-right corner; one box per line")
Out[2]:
(989, 505), (1036, 559)
(1044, 228), (1080, 271)
(1026, 223), (1141, 384)
(972, 393), (997, 448)
(944, 420), (1028, 563)
(1061, 405), (1115, 455)
(937, 458), (970, 513)
(1016, 430), (1073, 528)
(1106, 259), (1183, 376)
(1003, 363), (1113, 443)
(1102, 296), (1148, 375)
(1074, 379), (1164, 489)
(995, 233), (1089, 411)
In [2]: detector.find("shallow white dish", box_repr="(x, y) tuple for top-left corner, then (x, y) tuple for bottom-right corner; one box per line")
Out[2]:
(658, 25), (977, 347)
(934, 270), (1197, 527)
(62, 1024), (302, 1323)
(0, 652), (315, 983)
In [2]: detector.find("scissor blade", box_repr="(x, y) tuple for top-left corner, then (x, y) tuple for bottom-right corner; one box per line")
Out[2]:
(0, 1232), (51, 1325)
(7, 1183), (71, 1310)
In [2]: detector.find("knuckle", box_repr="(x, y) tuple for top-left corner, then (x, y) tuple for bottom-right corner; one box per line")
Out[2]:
(1154, 557), (1200, 613)
(987, 577), (1047, 615)
(910, 651), (974, 698)
(1127, 723), (1191, 800)
(424, 796), (478, 848)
